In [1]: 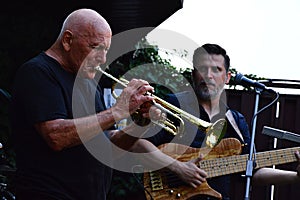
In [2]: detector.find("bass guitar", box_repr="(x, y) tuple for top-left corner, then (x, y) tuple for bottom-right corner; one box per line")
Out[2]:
(143, 138), (299, 200)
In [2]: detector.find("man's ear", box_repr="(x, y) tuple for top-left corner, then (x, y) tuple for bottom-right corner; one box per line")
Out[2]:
(62, 30), (73, 51)
(225, 71), (231, 84)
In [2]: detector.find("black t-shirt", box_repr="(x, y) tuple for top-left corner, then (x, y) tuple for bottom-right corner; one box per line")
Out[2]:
(11, 52), (113, 200)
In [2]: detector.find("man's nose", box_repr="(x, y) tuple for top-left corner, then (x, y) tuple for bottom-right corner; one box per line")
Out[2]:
(204, 68), (213, 78)
(97, 51), (107, 64)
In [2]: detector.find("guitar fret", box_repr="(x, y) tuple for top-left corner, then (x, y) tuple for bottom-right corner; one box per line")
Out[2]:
(255, 147), (300, 168)
(198, 146), (300, 179)
(144, 139), (300, 200)
(200, 154), (249, 178)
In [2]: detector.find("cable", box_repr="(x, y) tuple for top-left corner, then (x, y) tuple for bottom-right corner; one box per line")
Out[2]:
(249, 91), (279, 164)
(250, 91), (280, 129)
(131, 165), (154, 200)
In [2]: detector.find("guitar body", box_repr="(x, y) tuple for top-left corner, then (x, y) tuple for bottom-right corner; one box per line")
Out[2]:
(144, 138), (242, 200)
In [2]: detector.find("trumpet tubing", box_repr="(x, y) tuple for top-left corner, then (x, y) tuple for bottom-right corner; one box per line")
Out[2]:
(153, 97), (211, 132)
(95, 66), (226, 141)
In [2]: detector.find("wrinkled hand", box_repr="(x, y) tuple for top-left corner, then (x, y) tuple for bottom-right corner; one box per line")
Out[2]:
(139, 101), (162, 119)
(112, 79), (155, 120)
(172, 154), (207, 188)
(295, 151), (300, 176)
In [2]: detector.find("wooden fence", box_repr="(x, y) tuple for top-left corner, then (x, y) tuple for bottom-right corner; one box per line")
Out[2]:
(226, 89), (300, 200)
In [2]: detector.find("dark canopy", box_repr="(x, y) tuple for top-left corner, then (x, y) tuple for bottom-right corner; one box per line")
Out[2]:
(0, 0), (183, 90)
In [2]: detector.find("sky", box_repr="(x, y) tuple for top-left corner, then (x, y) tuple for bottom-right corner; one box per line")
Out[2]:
(147, 0), (300, 93)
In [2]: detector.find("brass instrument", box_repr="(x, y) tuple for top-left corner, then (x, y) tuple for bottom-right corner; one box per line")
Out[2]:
(96, 66), (226, 147)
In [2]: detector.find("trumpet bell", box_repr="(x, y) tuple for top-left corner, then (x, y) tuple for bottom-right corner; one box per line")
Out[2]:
(205, 119), (227, 148)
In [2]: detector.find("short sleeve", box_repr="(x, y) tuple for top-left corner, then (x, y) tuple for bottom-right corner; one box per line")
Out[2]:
(13, 63), (68, 125)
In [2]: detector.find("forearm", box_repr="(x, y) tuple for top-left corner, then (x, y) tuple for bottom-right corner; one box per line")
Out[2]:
(35, 107), (118, 151)
(253, 167), (300, 185)
(109, 124), (149, 151)
(130, 139), (207, 188)
(130, 139), (179, 171)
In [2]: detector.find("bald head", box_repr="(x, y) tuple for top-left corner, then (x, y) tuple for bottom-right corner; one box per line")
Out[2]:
(46, 8), (112, 77)
(59, 8), (111, 39)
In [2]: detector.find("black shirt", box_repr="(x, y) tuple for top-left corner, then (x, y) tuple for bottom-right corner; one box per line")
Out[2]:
(11, 52), (113, 200)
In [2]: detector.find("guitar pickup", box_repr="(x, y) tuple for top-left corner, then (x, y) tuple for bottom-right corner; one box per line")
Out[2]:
(149, 171), (164, 191)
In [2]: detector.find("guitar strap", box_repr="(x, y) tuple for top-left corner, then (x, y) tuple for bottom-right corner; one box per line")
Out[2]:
(225, 110), (245, 143)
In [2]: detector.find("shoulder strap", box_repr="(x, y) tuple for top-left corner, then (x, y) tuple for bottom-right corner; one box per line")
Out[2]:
(225, 110), (244, 142)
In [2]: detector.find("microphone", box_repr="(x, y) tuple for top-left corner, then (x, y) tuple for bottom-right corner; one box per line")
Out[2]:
(234, 73), (276, 93)
(262, 126), (300, 143)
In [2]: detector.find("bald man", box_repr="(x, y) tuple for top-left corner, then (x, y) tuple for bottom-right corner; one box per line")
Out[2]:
(11, 8), (156, 200)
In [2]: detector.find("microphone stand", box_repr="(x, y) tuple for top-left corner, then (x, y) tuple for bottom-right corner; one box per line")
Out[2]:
(244, 87), (262, 200)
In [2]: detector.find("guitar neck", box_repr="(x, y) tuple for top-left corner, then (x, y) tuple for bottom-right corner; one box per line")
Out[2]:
(200, 147), (300, 178)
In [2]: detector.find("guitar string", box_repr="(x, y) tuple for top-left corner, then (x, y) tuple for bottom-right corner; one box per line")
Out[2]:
(199, 147), (300, 178)
(145, 145), (300, 195)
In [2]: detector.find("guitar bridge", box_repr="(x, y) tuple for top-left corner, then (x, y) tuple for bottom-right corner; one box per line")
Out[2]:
(149, 171), (163, 191)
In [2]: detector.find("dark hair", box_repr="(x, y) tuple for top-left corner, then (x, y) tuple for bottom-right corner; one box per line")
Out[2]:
(193, 43), (230, 71)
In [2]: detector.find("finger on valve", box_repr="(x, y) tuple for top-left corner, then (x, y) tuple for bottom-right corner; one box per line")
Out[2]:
(131, 101), (153, 126)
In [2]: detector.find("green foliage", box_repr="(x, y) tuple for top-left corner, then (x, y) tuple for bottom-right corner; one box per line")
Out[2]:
(106, 38), (192, 98)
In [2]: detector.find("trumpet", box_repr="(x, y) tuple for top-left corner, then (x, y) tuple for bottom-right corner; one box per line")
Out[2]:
(95, 66), (226, 146)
